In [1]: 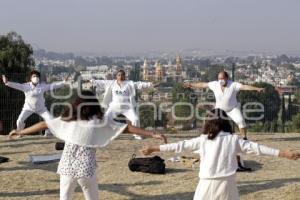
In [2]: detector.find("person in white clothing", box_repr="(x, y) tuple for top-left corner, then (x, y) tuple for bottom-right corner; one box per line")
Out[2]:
(141, 109), (300, 200)
(2, 70), (68, 135)
(184, 70), (264, 140)
(90, 69), (155, 140)
(9, 90), (167, 200)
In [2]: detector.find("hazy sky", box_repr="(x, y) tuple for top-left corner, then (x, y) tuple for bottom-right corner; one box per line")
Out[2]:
(1, 0), (300, 55)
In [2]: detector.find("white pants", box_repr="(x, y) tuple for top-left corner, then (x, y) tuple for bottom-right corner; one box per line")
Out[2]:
(60, 175), (99, 200)
(105, 104), (139, 127)
(226, 107), (246, 129)
(194, 174), (239, 200)
(16, 109), (52, 130)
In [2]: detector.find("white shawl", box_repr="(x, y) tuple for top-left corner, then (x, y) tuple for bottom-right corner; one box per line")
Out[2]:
(46, 116), (128, 148)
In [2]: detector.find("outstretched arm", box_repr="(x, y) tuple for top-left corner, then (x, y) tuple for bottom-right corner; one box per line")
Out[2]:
(2, 75), (26, 91)
(141, 137), (202, 155)
(44, 81), (67, 91)
(90, 79), (113, 89)
(238, 139), (300, 160)
(183, 82), (209, 89)
(240, 84), (264, 92)
(9, 122), (48, 139)
(134, 81), (153, 90)
(44, 75), (70, 91)
(125, 124), (167, 144)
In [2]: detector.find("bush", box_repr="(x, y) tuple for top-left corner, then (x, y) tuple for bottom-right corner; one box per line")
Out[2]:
(292, 113), (300, 132)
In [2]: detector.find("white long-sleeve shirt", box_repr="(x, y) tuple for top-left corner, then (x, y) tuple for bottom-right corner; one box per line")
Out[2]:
(208, 80), (242, 112)
(5, 81), (66, 112)
(91, 79), (152, 106)
(160, 131), (279, 179)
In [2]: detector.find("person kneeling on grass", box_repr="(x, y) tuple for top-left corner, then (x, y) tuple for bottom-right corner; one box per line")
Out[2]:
(141, 108), (300, 200)
(9, 90), (167, 200)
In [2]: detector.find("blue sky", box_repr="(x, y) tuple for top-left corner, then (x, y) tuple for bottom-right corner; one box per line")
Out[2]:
(1, 0), (300, 55)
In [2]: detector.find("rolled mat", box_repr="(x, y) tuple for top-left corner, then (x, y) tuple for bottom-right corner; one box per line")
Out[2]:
(29, 153), (62, 165)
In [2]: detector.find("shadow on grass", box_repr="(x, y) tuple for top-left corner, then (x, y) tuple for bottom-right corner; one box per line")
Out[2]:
(0, 180), (194, 199)
(165, 167), (193, 174)
(0, 135), (50, 142)
(0, 140), (55, 148)
(0, 160), (58, 173)
(0, 189), (59, 198)
(243, 160), (263, 171)
(0, 150), (31, 155)
(99, 181), (194, 200)
(238, 177), (300, 195)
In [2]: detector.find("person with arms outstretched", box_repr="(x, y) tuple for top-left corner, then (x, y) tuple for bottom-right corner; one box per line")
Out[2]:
(184, 70), (264, 140)
(2, 70), (68, 136)
(9, 90), (167, 200)
(90, 69), (156, 140)
(141, 109), (299, 200)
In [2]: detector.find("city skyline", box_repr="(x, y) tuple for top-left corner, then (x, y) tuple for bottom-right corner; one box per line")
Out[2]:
(1, 0), (300, 56)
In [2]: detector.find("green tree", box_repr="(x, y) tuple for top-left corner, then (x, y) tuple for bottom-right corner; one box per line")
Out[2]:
(292, 113), (300, 131)
(287, 94), (294, 121)
(129, 63), (141, 82)
(201, 65), (227, 82)
(0, 32), (35, 134)
(171, 83), (194, 128)
(0, 31), (34, 76)
(139, 105), (155, 128)
(294, 90), (300, 104)
(281, 95), (286, 132)
(238, 82), (281, 133)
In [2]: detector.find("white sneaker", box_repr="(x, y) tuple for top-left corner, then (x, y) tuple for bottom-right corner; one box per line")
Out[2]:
(133, 134), (143, 140)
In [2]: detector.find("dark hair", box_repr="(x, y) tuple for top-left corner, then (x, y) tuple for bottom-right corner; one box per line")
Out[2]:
(203, 109), (233, 140)
(30, 70), (41, 78)
(61, 90), (104, 121)
(117, 69), (126, 76)
(218, 70), (229, 79)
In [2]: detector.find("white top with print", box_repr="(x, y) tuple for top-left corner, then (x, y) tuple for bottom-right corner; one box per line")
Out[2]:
(45, 115), (128, 178)
(58, 142), (97, 178)
(208, 80), (242, 112)
(91, 80), (152, 107)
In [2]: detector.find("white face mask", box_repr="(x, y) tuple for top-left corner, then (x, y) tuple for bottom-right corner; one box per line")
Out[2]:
(218, 79), (226, 86)
(31, 77), (40, 84)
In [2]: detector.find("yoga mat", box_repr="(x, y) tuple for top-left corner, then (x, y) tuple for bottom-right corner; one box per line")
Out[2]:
(29, 153), (62, 165)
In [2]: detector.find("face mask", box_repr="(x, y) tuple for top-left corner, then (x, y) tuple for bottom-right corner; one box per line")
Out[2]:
(31, 77), (40, 84)
(219, 79), (226, 86)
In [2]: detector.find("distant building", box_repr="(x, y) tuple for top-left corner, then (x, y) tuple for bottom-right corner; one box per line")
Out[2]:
(80, 65), (113, 80)
(142, 55), (186, 83)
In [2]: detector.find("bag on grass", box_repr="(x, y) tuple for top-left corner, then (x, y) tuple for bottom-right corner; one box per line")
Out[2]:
(128, 154), (165, 174)
(55, 142), (65, 151)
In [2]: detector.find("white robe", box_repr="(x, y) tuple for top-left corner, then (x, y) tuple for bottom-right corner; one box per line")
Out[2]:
(91, 80), (152, 126)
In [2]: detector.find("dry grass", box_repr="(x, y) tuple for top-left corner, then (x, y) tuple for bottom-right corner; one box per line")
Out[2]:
(0, 132), (300, 200)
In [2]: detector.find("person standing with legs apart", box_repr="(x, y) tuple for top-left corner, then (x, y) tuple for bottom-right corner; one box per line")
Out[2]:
(184, 70), (264, 139)
(2, 70), (68, 136)
(9, 90), (167, 200)
(184, 70), (265, 170)
(90, 69), (156, 140)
